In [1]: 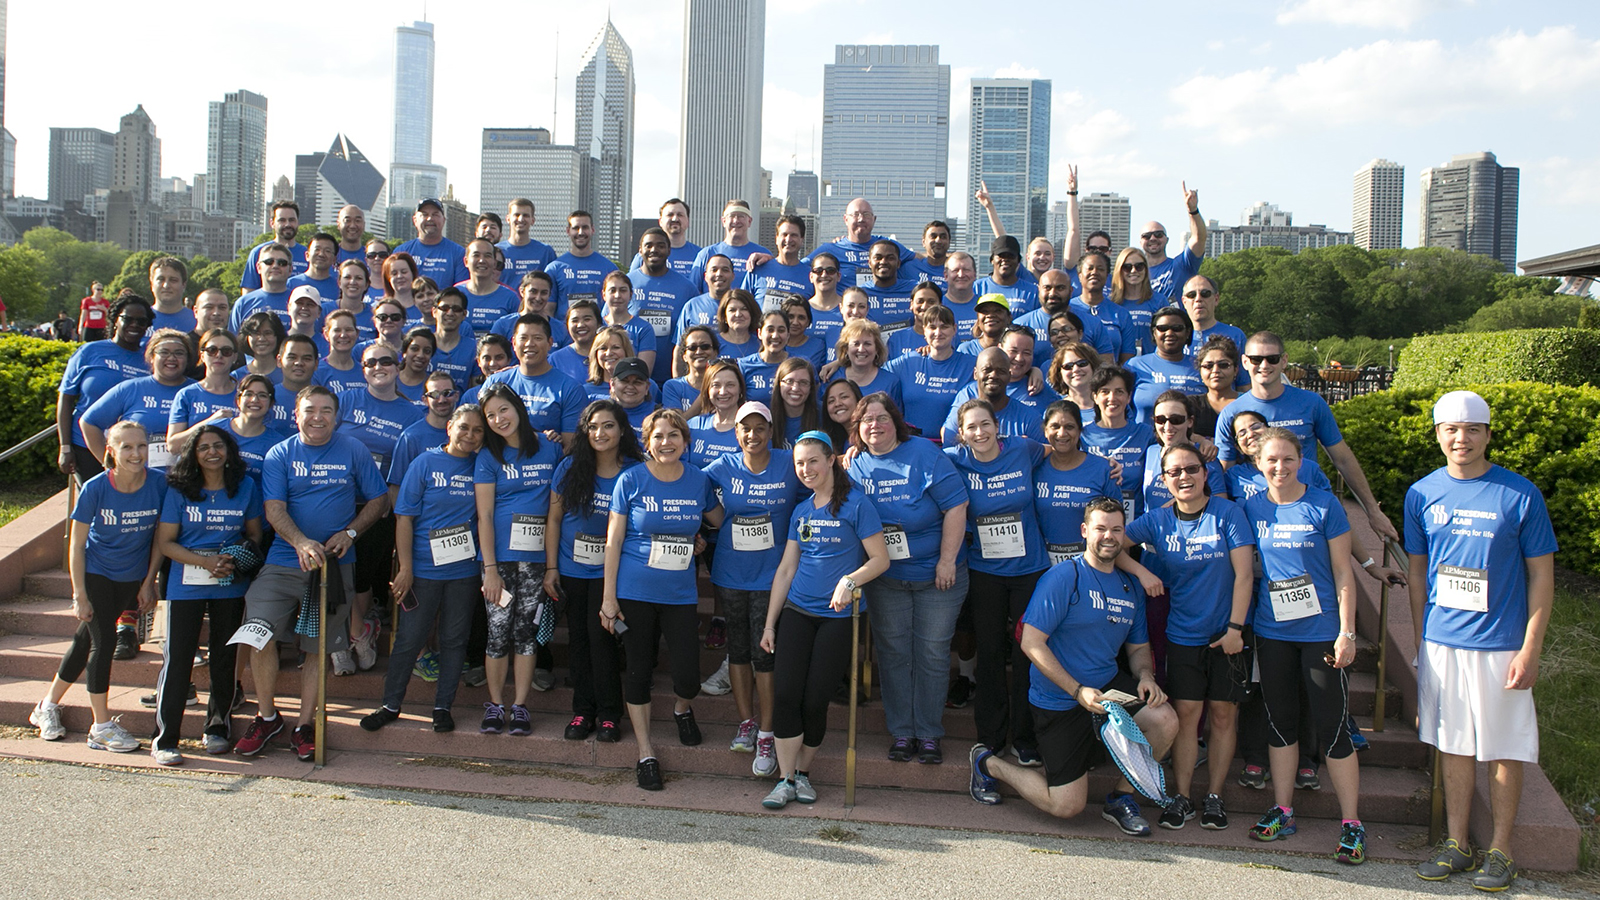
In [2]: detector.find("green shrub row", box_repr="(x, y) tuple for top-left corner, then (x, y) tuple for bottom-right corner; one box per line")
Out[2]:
(1335, 382), (1600, 576)
(0, 335), (77, 479)
(1393, 328), (1600, 390)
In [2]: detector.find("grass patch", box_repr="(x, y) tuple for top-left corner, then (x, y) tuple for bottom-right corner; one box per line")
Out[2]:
(815, 824), (858, 843)
(1536, 571), (1600, 873)
(0, 475), (65, 529)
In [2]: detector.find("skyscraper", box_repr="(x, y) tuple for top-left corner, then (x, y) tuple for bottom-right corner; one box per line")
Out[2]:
(679, 0), (765, 247)
(821, 45), (949, 241)
(786, 170), (820, 214)
(105, 105), (162, 251)
(1242, 201), (1291, 227)
(480, 128), (580, 249)
(295, 134), (386, 229)
(389, 21), (446, 240)
(1078, 192), (1131, 252)
(1353, 158), (1404, 251)
(205, 89), (269, 230)
(575, 21), (635, 261)
(965, 78), (1050, 255)
(1419, 151), (1519, 271)
(47, 128), (114, 208)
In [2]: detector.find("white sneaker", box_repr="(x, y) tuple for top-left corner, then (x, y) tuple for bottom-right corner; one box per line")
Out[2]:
(753, 735), (777, 776)
(29, 701), (64, 741)
(700, 658), (731, 696)
(352, 620), (379, 671)
(331, 649), (356, 676)
(151, 747), (183, 766)
(86, 717), (140, 753)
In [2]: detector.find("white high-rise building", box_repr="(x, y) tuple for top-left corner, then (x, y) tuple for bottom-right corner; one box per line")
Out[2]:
(205, 89), (267, 230)
(575, 21), (635, 262)
(1079, 192), (1130, 253)
(965, 78), (1050, 256)
(389, 20), (445, 237)
(1353, 158), (1403, 250)
(678, 0), (765, 247)
(1242, 201), (1290, 227)
(480, 128), (580, 250)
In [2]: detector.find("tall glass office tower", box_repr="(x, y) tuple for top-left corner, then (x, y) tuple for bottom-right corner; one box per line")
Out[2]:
(965, 78), (1050, 255)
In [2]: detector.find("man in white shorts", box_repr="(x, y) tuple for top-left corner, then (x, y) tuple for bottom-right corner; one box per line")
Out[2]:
(1405, 390), (1556, 892)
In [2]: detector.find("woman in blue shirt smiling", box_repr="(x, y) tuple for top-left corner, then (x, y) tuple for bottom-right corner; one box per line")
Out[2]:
(1081, 365), (1155, 523)
(80, 328), (195, 472)
(1033, 399), (1122, 566)
(56, 294), (151, 480)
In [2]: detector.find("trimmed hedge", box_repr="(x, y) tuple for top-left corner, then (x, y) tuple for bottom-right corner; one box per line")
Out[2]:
(1393, 328), (1600, 390)
(0, 335), (76, 479)
(1335, 382), (1600, 576)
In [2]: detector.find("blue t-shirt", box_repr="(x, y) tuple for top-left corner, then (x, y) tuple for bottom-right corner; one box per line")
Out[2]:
(1225, 457), (1332, 502)
(1246, 487), (1351, 642)
(806, 237), (912, 288)
(945, 439), (1050, 577)
(241, 242), (308, 292)
(149, 307), (197, 338)
(859, 275), (922, 329)
(72, 469), (167, 581)
(1404, 465), (1559, 652)
(903, 256), (948, 291)
(474, 440), (562, 564)
(216, 419), (286, 483)
(393, 237), (468, 290)
(1071, 298), (1137, 361)
(848, 437), (970, 582)
(630, 242), (701, 281)
(1140, 445), (1227, 513)
(287, 272), (339, 308)
(428, 329), (479, 389)
(1033, 452), (1122, 562)
(230, 288), (292, 332)
(885, 351), (976, 441)
(628, 269), (698, 382)
(827, 367), (900, 412)
(336, 389), (423, 472)
(1118, 297), (1168, 357)
(1082, 419), (1156, 520)
(1015, 307), (1111, 362)
(687, 414), (742, 469)
(260, 433), (387, 569)
(484, 366), (589, 437)
(736, 352), (785, 405)
(548, 252), (619, 318)
(974, 276), (1038, 316)
(1148, 246), (1201, 306)
(788, 334), (828, 371)
(1188, 321), (1251, 389)
(159, 480), (264, 600)
(386, 418), (448, 487)
(395, 448), (481, 580)
(168, 382), (238, 435)
(1127, 497), (1254, 645)
(939, 383), (1047, 445)
(673, 292), (722, 341)
(742, 259), (814, 310)
(785, 490), (883, 618)
(552, 457), (637, 579)
(1126, 353), (1204, 423)
(497, 238), (557, 289)
(324, 299), (377, 340)
(60, 341), (150, 447)
(661, 376), (699, 412)
(1023, 558), (1149, 708)
(1215, 384), (1344, 467)
(548, 346), (589, 385)
(80, 376), (195, 470)
(314, 360), (368, 396)
(717, 333), (761, 360)
(610, 464), (720, 605)
(457, 282), (520, 335)
(690, 240), (772, 292)
(704, 450), (802, 592)
(807, 304), (846, 361)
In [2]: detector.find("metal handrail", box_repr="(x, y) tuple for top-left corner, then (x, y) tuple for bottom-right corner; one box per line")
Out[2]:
(0, 425), (54, 464)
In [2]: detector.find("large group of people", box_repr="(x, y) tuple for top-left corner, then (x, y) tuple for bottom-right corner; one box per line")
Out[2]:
(34, 190), (1552, 890)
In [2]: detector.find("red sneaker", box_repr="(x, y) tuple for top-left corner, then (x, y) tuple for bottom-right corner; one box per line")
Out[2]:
(289, 725), (314, 762)
(233, 715), (283, 756)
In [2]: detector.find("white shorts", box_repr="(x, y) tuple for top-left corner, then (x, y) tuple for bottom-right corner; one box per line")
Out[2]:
(1417, 641), (1538, 763)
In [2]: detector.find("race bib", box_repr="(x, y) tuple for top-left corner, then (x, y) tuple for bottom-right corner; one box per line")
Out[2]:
(882, 525), (910, 561)
(573, 532), (605, 566)
(227, 617), (275, 650)
(647, 533), (693, 570)
(878, 319), (911, 337)
(975, 513), (1025, 560)
(1120, 491), (1137, 521)
(181, 563), (221, 586)
(1048, 542), (1085, 565)
(765, 289), (802, 307)
(730, 514), (773, 552)
(428, 524), (476, 566)
(1268, 574), (1321, 622)
(640, 308), (672, 337)
(855, 271), (875, 288)
(508, 514), (545, 552)
(1436, 564), (1488, 613)
(372, 451), (385, 468)
(147, 441), (175, 469)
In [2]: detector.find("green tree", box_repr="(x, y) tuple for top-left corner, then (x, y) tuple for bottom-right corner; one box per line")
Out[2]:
(1351, 247), (1500, 336)
(18, 227), (128, 316)
(0, 246), (50, 321)
(1461, 294), (1588, 331)
(106, 250), (164, 299)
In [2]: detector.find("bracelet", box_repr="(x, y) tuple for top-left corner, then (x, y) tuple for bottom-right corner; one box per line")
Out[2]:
(1227, 622), (1244, 632)
(1066, 190), (1078, 196)
(1339, 631), (1357, 641)
(1189, 208), (1200, 216)
(1360, 557), (1377, 569)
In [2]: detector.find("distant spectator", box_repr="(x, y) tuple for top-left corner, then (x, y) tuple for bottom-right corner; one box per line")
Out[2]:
(80, 282), (110, 341)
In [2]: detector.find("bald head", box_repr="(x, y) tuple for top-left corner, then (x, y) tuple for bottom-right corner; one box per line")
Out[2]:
(1140, 220), (1170, 262)
(845, 198), (876, 242)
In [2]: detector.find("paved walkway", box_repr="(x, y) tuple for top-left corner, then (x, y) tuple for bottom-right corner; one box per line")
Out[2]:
(1, 757), (1591, 899)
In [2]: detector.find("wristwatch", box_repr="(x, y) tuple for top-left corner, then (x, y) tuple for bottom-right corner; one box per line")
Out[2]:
(345, 528), (359, 541)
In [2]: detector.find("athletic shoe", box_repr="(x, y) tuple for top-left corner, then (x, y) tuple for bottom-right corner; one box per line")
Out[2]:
(969, 744), (1001, 805)
(532, 668), (556, 692)
(1296, 766), (1321, 790)
(113, 626), (138, 660)
(432, 708), (455, 733)
(917, 738), (943, 765)
(203, 733), (231, 755)
(289, 725), (314, 762)
(762, 778), (797, 810)
(413, 651), (440, 682)
(730, 718), (758, 753)
(1159, 793), (1195, 830)
(1011, 742), (1041, 768)
(946, 675), (975, 709)
(700, 658), (732, 696)
(637, 757), (663, 791)
(231, 681), (247, 712)
(330, 649), (356, 677)
(792, 773), (817, 804)
(86, 717), (139, 753)
(1472, 849), (1517, 892)
(151, 747), (182, 766)
(1336, 821), (1367, 865)
(352, 619), (379, 671)
(1251, 806), (1297, 841)
(1349, 717), (1370, 752)
(140, 684), (198, 708)
(1102, 793), (1151, 836)
(674, 709), (702, 746)
(1238, 764), (1268, 789)
(507, 705), (532, 736)
(360, 707), (400, 732)
(565, 715), (594, 740)
(1417, 838), (1475, 881)
(704, 616), (727, 649)
(887, 736), (915, 762)
(29, 701), (64, 741)
(596, 720), (621, 743)
(1200, 793), (1229, 830)
(753, 736), (777, 776)
(462, 665), (487, 687)
(480, 702), (506, 734)
(234, 715), (283, 755)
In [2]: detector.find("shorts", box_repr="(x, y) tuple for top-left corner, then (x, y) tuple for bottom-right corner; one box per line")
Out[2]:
(1418, 641), (1539, 763)
(1165, 640), (1249, 704)
(243, 563), (353, 653)
(1033, 669), (1143, 787)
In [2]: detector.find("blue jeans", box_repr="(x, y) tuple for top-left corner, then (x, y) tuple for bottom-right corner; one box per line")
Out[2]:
(382, 575), (480, 712)
(867, 568), (968, 740)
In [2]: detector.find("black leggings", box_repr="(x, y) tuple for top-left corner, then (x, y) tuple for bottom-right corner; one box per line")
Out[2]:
(154, 596), (244, 749)
(1255, 635), (1355, 760)
(70, 443), (105, 482)
(618, 598), (701, 706)
(970, 568), (1044, 750)
(772, 606), (855, 746)
(563, 575), (623, 720)
(57, 573), (138, 694)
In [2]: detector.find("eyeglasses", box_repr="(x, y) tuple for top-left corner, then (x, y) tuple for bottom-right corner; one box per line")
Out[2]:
(1244, 353), (1283, 366)
(202, 346), (236, 357)
(260, 258), (291, 268)
(362, 357), (397, 368)
(374, 312), (404, 323)
(1163, 463), (1204, 479)
(778, 377), (813, 389)
(1199, 360), (1234, 371)
(153, 350), (187, 360)
(366, 250), (391, 260)
(238, 391), (272, 402)
(1152, 414), (1189, 426)
(436, 305), (466, 314)
(1059, 359), (1092, 371)
(1047, 328), (1080, 340)
(810, 266), (838, 276)
(1184, 289), (1217, 300)
(424, 389), (459, 400)
(1121, 262), (1147, 272)
(1152, 323), (1187, 333)
(1140, 231), (1166, 241)
(1087, 245), (1112, 254)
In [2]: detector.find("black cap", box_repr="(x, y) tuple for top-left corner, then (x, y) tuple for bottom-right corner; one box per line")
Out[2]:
(612, 357), (650, 382)
(989, 235), (1021, 258)
(416, 198), (443, 213)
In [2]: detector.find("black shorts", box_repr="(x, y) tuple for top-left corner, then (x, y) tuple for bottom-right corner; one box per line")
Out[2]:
(1032, 670), (1143, 787)
(1165, 640), (1250, 704)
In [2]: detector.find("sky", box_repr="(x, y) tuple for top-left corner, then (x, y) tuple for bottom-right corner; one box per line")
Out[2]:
(8, 0), (1598, 265)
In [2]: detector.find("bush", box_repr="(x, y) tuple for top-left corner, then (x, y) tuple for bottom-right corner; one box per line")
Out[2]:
(1335, 382), (1600, 576)
(0, 334), (76, 479)
(1393, 329), (1600, 390)
(1283, 336), (1410, 369)
(1458, 294), (1589, 332)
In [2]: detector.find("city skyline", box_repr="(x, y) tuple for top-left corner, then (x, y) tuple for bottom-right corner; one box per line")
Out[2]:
(1, 4), (1596, 264)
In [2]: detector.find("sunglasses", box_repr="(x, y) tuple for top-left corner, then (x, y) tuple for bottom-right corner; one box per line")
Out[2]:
(375, 312), (405, 323)
(1163, 463), (1204, 478)
(811, 266), (839, 276)
(436, 305), (466, 314)
(424, 389), (459, 400)
(1059, 359), (1092, 371)
(683, 343), (716, 353)
(362, 357), (398, 368)
(1244, 353), (1283, 366)
(261, 258), (291, 268)
(1141, 231), (1166, 240)
(202, 346), (236, 357)
(1153, 323), (1187, 333)
(1121, 262), (1147, 272)
(1184, 289), (1217, 300)
(1199, 360), (1234, 370)
(1153, 414), (1189, 426)
(366, 250), (391, 260)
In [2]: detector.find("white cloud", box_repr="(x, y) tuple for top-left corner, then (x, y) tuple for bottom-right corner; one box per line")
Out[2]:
(1276, 0), (1471, 30)
(991, 63), (1043, 79)
(1166, 27), (1600, 143)
(1530, 157), (1600, 208)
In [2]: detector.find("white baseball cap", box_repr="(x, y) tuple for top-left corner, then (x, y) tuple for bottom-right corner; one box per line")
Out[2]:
(289, 285), (322, 305)
(736, 400), (772, 423)
(1433, 390), (1491, 426)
